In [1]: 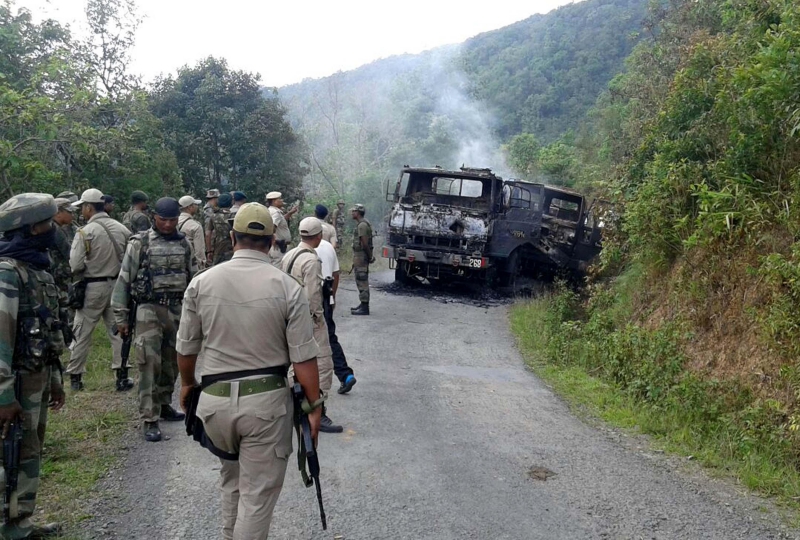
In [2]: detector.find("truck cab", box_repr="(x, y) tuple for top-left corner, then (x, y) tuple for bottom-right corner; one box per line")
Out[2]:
(382, 166), (545, 284)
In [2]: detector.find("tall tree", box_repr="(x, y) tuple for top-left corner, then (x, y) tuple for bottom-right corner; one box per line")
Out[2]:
(151, 57), (308, 199)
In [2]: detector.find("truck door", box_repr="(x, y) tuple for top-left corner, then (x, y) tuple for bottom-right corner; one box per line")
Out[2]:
(489, 182), (543, 257)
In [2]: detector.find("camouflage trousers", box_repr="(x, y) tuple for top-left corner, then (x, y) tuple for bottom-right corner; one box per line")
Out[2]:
(135, 303), (180, 422)
(353, 252), (370, 304)
(0, 367), (52, 540)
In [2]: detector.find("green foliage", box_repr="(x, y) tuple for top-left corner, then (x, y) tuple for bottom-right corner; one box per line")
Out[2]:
(150, 57), (308, 199)
(0, 0), (181, 200)
(511, 279), (800, 501)
(461, 0), (648, 141)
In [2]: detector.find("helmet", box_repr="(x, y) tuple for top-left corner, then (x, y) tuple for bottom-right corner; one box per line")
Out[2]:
(0, 193), (58, 232)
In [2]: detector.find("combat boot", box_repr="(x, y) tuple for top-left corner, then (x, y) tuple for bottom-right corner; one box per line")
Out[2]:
(143, 421), (162, 442)
(115, 368), (134, 392)
(160, 404), (185, 422)
(29, 523), (62, 538)
(319, 406), (344, 434)
(69, 374), (84, 391)
(351, 302), (369, 316)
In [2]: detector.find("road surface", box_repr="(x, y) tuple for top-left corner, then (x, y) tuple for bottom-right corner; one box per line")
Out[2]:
(82, 271), (797, 539)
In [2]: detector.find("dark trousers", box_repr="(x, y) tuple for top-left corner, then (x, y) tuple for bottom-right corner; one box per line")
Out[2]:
(323, 293), (354, 383)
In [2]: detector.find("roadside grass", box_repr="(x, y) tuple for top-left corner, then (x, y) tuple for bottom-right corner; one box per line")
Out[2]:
(35, 327), (136, 531)
(510, 291), (800, 512)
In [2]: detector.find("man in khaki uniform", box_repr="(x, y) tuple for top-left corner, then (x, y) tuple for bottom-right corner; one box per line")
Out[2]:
(176, 203), (322, 539)
(283, 217), (342, 433)
(178, 195), (207, 269)
(265, 191), (297, 267)
(66, 188), (132, 391)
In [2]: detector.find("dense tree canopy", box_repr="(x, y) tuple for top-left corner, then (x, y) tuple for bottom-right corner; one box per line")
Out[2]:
(150, 57), (308, 200)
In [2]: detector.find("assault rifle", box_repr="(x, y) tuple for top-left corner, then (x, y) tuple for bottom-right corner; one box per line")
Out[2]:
(3, 371), (23, 524)
(115, 300), (137, 370)
(292, 382), (327, 530)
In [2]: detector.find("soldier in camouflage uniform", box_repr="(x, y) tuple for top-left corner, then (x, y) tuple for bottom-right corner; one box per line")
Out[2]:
(203, 189), (220, 226)
(330, 199), (346, 250)
(123, 191), (151, 233)
(205, 193), (233, 266)
(350, 204), (374, 316)
(0, 194), (66, 539)
(48, 199), (77, 331)
(54, 192), (78, 243)
(112, 198), (196, 442)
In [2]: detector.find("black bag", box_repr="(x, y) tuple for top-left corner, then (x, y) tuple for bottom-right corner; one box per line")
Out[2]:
(185, 385), (238, 461)
(67, 280), (87, 310)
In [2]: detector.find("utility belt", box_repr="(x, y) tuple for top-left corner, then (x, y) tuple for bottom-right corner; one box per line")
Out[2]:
(140, 291), (184, 306)
(201, 366), (289, 397)
(186, 366), (289, 461)
(84, 276), (117, 283)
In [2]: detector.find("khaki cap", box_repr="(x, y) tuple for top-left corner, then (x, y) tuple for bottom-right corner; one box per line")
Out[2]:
(231, 203), (274, 236)
(179, 195), (201, 208)
(265, 191), (282, 200)
(75, 188), (104, 205)
(299, 217), (322, 236)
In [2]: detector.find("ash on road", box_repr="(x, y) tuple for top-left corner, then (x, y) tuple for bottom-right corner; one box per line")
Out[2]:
(82, 271), (797, 539)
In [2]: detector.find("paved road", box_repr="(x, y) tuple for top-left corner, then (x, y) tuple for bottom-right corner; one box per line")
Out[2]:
(83, 271), (797, 539)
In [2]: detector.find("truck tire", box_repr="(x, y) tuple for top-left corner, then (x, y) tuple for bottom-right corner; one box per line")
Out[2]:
(395, 260), (413, 285)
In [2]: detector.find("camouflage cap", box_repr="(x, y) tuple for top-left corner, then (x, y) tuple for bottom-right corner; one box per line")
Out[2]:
(206, 188), (220, 199)
(350, 203), (366, 214)
(56, 191), (78, 203)
(54, 198), (77, 213)
(232, 203), (274, 236)
(0, 193), (58, 232)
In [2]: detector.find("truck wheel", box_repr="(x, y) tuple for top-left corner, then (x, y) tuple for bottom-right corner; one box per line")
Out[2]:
(395, 261), (413, 285)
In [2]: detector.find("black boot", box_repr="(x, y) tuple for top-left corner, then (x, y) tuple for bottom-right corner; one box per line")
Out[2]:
(69, 374), (84, 391)
(143, 421), (162, 442)
(115, 368), (134, 392)
(160, 404), (185, 422)
(351, 302), (369, 316)
(319, 406), (343, 434)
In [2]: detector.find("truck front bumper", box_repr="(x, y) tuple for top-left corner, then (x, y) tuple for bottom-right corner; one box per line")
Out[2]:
(381, 246), (489, 270)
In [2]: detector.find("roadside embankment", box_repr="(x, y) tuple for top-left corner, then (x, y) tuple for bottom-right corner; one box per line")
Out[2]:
(510, 270), (800, 510)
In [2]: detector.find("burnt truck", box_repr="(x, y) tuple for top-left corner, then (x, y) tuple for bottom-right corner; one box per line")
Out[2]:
(381, 166), (606, 285)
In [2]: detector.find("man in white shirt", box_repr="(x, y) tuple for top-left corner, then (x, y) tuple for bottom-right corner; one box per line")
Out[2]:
(315, 234), (357, 394)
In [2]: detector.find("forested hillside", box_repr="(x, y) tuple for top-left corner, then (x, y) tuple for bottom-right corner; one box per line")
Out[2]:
(513, 0), (800, 502)
(278, 0), (648, 215)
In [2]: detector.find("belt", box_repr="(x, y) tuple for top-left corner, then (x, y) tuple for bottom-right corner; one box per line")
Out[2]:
(202, 375), (286, 398)
(85, 276), (116, 283)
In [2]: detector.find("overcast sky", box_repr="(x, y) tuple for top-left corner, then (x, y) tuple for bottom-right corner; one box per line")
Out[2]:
(18, 0), (577, 87)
